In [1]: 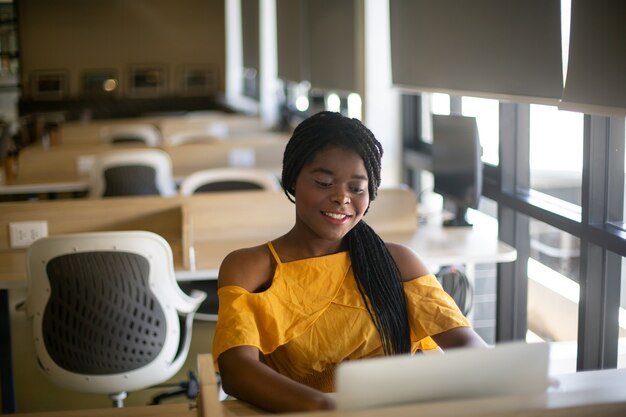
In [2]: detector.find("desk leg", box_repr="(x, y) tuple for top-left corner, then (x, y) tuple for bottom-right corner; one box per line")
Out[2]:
(0, 289), (16, 413)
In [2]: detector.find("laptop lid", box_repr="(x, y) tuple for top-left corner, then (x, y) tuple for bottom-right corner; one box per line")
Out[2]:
(335, 341), (550, 411)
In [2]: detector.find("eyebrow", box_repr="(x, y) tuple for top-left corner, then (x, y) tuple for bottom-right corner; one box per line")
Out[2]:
(310, 167), (368, 181)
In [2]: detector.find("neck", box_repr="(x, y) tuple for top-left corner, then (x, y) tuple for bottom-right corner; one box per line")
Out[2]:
(275, 230), (346, 261)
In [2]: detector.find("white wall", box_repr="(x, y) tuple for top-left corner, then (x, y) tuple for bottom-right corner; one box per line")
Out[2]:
(364, 0), (401, 186)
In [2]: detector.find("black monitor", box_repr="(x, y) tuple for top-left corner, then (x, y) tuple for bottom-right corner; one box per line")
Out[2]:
(432, 114), (482, 227)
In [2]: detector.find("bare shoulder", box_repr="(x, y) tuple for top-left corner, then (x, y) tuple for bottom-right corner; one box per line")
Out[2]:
(218, 244), (274, 292)
(384, 241), (431, 282)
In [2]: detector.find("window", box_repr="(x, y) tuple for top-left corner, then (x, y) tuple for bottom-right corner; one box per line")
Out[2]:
(622, 119), (626, 227)
(529, 105), (584, 206)
(462, 96), (499, 166)
(620, 256), (626, 369)
(400, 0), (626, 373)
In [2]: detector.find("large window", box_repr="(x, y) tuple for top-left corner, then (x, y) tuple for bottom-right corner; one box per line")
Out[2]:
(462, 97), (499, 166)
(529, 104), (584, 206)
(399, 0), (626, 374)
(620, 256), (626, 369)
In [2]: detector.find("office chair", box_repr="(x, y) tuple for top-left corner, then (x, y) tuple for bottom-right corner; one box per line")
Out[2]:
(436, 265), (473, 316)
(166, 131), (221, 146)
(179, 167), (281, 196)
(177, 167), (280, 327)
(100, 124), (161, 146)
(89, 149), (177, 198)
(25, 231), (207, 407)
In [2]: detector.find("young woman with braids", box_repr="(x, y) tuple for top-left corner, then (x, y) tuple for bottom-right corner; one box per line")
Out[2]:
(212, 111), (486, 412)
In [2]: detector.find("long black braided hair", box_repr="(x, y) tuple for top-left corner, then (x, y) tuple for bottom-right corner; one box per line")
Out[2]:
(282, 111), (411, 355)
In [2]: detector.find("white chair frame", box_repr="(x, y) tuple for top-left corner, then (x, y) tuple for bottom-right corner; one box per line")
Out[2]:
(179, 167), (282, 196)
(100, 124), (161, 146)
(25, 231), (206, 400)
(89, 148), (177, 198)
(166, 130), (222, 146)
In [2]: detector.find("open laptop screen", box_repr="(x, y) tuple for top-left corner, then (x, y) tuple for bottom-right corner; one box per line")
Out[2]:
(335, 341), (550, 411)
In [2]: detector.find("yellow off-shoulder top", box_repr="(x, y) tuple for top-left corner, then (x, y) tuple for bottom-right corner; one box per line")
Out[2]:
(212, 242), (470, 392)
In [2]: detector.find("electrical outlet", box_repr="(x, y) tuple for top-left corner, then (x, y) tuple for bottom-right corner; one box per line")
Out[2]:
(9, 221), (48, 248)
(208, 122), (229, 138)
(229, 148), (255, 167)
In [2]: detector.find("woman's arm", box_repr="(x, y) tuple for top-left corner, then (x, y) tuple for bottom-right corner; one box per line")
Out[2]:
(385, 242), (488, 350)
(215, 246), (335, 412)
(431, 326), (488, 349)
(218, 346), (335, 412)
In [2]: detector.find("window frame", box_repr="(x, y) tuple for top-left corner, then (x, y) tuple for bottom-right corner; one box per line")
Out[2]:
(402, 93), (626, 370)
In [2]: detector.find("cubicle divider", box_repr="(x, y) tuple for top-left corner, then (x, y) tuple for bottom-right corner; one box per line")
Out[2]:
(57, 113), (267, 146)
(12, 137), (288, 187)
(0, 188), (419, 286)
(0, 196), (187, 281)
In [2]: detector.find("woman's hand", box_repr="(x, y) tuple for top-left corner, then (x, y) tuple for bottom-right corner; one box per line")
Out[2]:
(218, 346), (336, 413)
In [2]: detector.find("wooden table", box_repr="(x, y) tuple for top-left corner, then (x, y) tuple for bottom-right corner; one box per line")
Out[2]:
(11, 369), (626, 417)
(0, 137), (287, 197)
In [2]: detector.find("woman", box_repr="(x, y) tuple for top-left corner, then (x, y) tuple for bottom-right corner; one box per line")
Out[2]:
(212, 111), (486, 412)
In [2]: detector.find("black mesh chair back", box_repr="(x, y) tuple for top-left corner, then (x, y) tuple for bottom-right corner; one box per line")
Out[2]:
(100, 125), (161, 146)
(43, 251), (167, 374)
(193, 180), (264, 193)
(179, 168), (281, 196)
(110, 136), (149, 144)
(89, 149), (176, 198)
(103, 165), (160, 196)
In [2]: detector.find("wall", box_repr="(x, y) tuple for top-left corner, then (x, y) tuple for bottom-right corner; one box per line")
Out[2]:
(18, 0), (225, 99)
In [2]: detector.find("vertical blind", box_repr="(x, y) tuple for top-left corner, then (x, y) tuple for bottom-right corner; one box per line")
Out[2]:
(241, 0), (260, 73)
(389, 0), (563, 104)
(559, 0), (626, 117)
(308, 0), (358, 92)
(276, 0), (308, 83)
(276, 0), (358, 93)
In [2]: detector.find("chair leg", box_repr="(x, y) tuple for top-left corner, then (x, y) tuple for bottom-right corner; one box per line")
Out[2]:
(111, 391), (128, 408)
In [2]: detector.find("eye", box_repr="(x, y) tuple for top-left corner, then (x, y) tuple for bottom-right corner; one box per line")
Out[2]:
(314, 179), (332, 188)
(349, 183), (367, 194)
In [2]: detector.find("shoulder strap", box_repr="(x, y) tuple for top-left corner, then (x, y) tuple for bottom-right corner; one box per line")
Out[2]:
(266, 241), (282, 264)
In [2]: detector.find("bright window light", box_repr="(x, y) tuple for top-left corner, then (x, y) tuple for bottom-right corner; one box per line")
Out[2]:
(347, 93), (362, 120)
(295, 95), (309, 112)
(431, 93), (450, 115)
(326, 93), (341, 112)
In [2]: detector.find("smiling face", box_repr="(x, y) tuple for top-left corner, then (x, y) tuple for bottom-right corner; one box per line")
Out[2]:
(292, 146), (370, 244)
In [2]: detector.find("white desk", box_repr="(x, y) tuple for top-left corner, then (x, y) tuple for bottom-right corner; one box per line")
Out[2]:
(401, 209), (516, 266)
(0, 180), (89, 196)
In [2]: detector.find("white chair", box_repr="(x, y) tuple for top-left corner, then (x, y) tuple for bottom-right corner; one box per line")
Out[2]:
(25, 231), (207, 407)
(100, 124), (161, 146)
(166, 130), (222, 146)
(89, 149), (177, 198)
(178, 167), (281, 196)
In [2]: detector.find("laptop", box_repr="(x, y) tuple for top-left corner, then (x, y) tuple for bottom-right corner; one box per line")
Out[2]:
(335, 341), (551, 411)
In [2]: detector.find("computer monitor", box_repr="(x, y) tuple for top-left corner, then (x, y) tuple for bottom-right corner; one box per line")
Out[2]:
(432, 114), (483, 227)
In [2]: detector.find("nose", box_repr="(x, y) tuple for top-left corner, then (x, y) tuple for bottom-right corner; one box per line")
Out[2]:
(331, 188), (350, 205)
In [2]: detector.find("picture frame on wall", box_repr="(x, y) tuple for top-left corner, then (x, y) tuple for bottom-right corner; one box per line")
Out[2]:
(30, 70), (68, 100)
(178, 64), (218, 96)
(81, 68), (119, 97)
(128, 64), (167, 97)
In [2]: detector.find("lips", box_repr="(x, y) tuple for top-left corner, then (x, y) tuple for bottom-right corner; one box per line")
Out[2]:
(322, 211), (352, 220)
